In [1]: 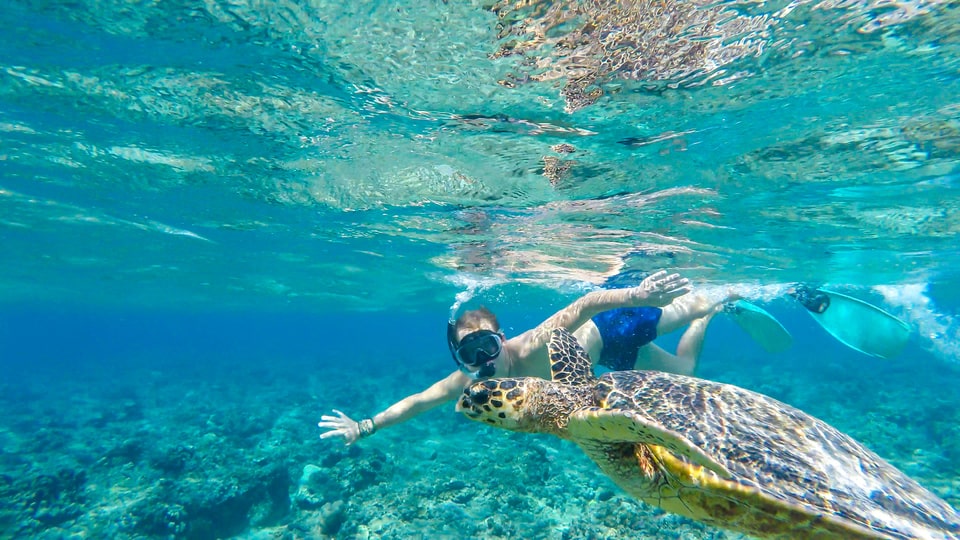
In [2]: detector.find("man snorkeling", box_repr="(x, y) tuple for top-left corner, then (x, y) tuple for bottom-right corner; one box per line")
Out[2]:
(318, 270), (732, 445)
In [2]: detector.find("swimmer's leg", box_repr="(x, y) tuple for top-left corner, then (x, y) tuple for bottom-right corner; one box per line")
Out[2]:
(637, 308), (719, 376)
(657, 294), (717, 335)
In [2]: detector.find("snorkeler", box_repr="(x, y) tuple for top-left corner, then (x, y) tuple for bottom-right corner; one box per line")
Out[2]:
(318, 270), (733, 445)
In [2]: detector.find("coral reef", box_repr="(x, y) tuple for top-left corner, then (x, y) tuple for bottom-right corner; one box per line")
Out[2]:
(0, 341), (956, 539)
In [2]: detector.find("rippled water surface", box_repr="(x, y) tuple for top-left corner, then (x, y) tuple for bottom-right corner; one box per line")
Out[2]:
(2, 0), (958, 312)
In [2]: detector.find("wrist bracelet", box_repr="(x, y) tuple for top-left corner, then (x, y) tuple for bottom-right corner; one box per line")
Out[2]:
(358, 418), (376, 438)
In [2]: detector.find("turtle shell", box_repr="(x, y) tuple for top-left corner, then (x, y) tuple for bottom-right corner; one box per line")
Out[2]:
(590, 369), (960, 539)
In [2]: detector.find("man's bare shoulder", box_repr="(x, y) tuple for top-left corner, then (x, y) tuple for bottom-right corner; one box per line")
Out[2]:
(505, 328), (538, 358)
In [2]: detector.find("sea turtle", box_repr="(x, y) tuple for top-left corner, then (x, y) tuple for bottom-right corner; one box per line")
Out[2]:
(456, 328), (960, 539)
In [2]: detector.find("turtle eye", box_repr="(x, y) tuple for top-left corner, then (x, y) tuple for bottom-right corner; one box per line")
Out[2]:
(470, 388), (490, 406)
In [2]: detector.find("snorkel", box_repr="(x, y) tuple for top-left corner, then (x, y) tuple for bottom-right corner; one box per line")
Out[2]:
(446, 318), (462, 366)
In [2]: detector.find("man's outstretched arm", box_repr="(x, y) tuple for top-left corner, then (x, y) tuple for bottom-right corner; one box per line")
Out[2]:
(318, 370), (468, 445)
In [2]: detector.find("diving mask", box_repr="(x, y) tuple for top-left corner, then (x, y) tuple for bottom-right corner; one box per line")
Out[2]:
(447, 322), (501, 378)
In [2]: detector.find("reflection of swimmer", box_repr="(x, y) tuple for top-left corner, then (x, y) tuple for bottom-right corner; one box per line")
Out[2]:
(318, 270), (737, 445)
(490, 0), (773, 112)
(542, 155), (574, 186)
(789, 284), (911, 359)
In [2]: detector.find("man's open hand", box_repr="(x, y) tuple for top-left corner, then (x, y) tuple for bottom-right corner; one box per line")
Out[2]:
(628, 270), (690, 307)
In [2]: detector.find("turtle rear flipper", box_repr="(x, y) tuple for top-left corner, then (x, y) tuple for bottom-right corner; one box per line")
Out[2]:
(569, 407), (731, 479)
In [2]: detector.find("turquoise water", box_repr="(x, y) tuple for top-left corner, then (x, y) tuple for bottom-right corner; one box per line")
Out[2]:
(2, 1), (959, 538)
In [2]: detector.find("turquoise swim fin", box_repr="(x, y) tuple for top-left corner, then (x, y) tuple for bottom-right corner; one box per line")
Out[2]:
(791, 285), (910, 359)
(725, 300), (794, 353)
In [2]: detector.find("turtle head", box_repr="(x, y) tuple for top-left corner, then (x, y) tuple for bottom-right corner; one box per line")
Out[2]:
(456, 376), (585, 436)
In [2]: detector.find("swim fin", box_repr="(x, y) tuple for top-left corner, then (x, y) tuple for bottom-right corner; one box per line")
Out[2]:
(725, 300), (794, 353)
(791, 285), (910, 359)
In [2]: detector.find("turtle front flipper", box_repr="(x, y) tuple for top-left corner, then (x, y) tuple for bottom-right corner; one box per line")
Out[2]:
(568, 407), (731, 479)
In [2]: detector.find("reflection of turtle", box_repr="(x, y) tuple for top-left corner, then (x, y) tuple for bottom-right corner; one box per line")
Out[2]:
(457, 328), (960, 539)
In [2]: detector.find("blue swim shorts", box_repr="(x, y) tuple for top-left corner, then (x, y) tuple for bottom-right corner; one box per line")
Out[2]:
(591, 307), (663, 371)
